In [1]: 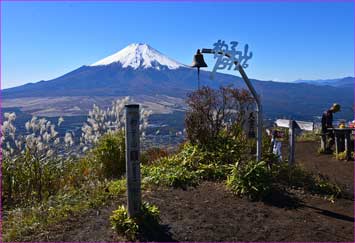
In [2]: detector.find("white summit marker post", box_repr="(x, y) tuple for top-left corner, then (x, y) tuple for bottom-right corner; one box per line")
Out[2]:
(125, 104), (141, 217)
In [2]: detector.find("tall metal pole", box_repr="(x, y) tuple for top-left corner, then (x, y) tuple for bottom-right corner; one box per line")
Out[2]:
(238, 65), (263, 161)
(125, 104), (141, 217)
(197, 67), (200, 89)
(257, 106), (263, 161)
(201, 48), (263, 161)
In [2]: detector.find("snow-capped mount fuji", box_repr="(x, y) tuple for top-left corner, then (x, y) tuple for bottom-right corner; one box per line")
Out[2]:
(2, 43), (354, 120)
(3, 42), (222, 98)
(90, 43), (187, 70)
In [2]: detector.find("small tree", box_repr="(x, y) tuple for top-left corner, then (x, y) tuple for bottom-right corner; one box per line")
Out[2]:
(92, 131), (126, 179)
(185, 86), (254, 147)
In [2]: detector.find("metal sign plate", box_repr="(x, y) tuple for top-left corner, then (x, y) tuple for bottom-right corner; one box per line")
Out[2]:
(275, 119), (314, 131)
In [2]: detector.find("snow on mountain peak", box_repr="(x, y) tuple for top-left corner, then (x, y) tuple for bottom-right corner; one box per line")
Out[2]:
(90, 43), (186, 69)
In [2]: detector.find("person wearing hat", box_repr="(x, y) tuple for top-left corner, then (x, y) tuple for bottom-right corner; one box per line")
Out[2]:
(321, 103), (341, 152)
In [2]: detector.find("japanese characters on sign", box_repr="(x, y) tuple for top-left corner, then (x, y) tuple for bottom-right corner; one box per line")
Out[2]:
(211, 40), (253, 76)
(125, 105), (141, 217)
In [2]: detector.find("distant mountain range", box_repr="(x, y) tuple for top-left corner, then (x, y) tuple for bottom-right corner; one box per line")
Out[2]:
(3, 43), (354, 122)
(293, 77), (354, 88)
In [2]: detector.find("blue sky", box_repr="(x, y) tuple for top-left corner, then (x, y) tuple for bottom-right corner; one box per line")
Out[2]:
(2, 1), (354, 89)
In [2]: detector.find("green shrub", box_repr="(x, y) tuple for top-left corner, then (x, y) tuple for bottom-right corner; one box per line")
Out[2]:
(110, 202), (160, 240)
(139, 201), (160, 224)
(204, 128), (251, 165)
(141, 155), (199, 188)
(196, 163), (233, 181)
(226, 160), (272, 200)
(334, 151), (347, 160)
(271, 163), (341, 198)
(142, 140), (248, 189)
(110, 205), (138, 241)
(179, 139), (247, 171)
(226, 161), (341, 201)
(107, 179), (127, 196)
(142, 141), (240, 188)
(312, 179), (341, 198)
(92, 131), (125, 179)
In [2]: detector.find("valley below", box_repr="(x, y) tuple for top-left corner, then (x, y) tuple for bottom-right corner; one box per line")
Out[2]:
(2, 95), (186, 117)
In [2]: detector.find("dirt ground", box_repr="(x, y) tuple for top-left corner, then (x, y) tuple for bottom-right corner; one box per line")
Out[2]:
(295, 141), (354, 198)
(22, 141), (354, 242)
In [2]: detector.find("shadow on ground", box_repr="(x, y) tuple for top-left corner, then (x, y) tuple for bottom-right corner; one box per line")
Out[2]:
(263, 187), (303, 209)
(263, 188), (354, 224)
(137, 222), (177, 242)
(302, 204), (355, 223)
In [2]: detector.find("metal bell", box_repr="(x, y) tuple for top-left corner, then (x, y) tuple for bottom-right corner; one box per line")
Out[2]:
(191, 49), (208, 68)
(191, 49), (208, 89)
